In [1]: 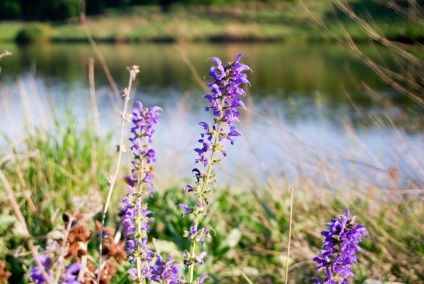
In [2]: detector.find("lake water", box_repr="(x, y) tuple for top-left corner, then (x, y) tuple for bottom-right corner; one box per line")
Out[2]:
(0, 43), (423, 189)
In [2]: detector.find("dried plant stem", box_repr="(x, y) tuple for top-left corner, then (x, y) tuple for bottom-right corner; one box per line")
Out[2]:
(97, 66), (138, 284)
(54, 216), (74, 283)
(297, 0), (424, 107)
(83, 25), (120, 112)
(17, 76), (35, 135)
(0, 50), (12, 60)
(240, 270), (255, 284)
(174, 46), (208, 93)
(88, 57), (100, 135)
(0, 151), (39, 167)
(78, 254), (88, 281)
(284, 188), (294, 284)
(88, 57), (99, 185)
(0, 169), (53, 284)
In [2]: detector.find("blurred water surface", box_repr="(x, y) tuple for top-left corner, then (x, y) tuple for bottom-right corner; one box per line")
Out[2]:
(1, 43), (423, 188)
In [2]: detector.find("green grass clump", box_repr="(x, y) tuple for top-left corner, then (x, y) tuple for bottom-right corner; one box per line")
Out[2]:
(1, 111), (113, 237)
(15, 23), (53, 44)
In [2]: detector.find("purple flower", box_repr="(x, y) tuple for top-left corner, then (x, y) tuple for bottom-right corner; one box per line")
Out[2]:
(127, 100), (160, 178)
(121, 101), (160, 275)
(177, 203), (192, 217)
(313, 209), (368, 284)
(61, 263), (82, 284)
(184, 185), (195, 192)
(190, 222), (198, 238)
(198, 274), (212, 284)
(29, 257), (83, 284)
(195, 252), (208, 265)
(187, 222), (212, 247)
(149, 254), (185, 284)
(194, 53), (251, 167)
(197, 227), (212, 246)
(29, 255), (51, 284)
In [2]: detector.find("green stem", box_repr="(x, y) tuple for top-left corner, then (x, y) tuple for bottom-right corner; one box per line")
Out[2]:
(188, 119), (223, 284)
(188, 231), (197, 283)
(136, 158), (147, 284)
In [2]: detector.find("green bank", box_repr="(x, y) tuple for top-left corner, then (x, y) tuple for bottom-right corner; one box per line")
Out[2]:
(0, 1), (422, 44)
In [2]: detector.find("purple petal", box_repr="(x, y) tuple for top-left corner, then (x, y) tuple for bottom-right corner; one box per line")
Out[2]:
(198, 274), (212, 284)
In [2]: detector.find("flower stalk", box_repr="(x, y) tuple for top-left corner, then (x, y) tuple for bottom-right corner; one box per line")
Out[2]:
(121, 101), (160, 283)
(98, 65), (140, 283)
(187, 119), (222, 282)
(178, 53), (251, 284)
(312, 209), (368, 284)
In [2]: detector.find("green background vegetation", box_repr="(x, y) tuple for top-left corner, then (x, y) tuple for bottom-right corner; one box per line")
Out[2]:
(0, 0), (423, 43)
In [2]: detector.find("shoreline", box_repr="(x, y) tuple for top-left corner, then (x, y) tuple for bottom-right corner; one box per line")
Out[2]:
(1, 25), (422, 45)
(1, 2), (422, 45)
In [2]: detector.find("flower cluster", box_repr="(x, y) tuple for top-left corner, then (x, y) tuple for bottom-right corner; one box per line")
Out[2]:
(129, 101), (161, 195)
(121, 101), (160, 272)
(312, 209), (368, 284)
(178, 53), (251, 283)
(194, 53), (251, 167)
(30, 255), (81, 284)
(182, 52), (251, 209)
(121, 101), (182, 283)
(148, 254), (185, 283)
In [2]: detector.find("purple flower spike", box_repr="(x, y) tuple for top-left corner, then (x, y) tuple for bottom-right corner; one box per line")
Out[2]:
(193, 53), (251, 168)
(183, 54), (251, 283)
(149, 254), (185, 284)
(122, 101), (161, 275)
(313, 209), (368, 283)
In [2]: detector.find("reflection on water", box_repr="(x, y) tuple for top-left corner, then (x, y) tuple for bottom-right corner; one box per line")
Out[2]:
(0, 43), (423, 188)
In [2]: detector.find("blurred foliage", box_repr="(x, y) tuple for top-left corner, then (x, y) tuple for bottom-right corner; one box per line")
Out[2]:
(3, 0), (421, 22)
(0, 0), (304, 21)
(0, 1), (422, 44)
(14, 23), (52, 44)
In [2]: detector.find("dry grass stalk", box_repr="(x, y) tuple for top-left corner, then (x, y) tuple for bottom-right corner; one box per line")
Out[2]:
(97, 64), (139, 283)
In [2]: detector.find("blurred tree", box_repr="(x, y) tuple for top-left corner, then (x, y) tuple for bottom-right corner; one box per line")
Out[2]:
(64, 0), (81, 18)
(85, 0), (106, 15)
(2, 0), (419, 21)
(158, 0), (178, 11)
(0, 0), (21, 19)
(79, 0), (86, 22)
